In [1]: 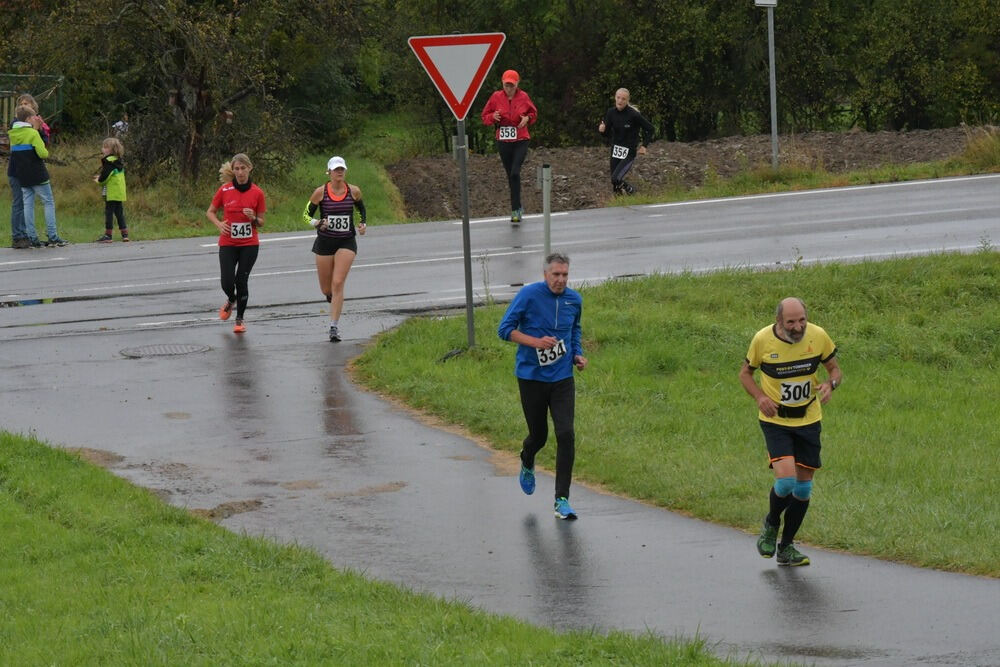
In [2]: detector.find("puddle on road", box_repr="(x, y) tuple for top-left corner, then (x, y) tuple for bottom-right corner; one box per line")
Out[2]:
(59, 446), (267, 524)
(190, 499), (263, 521)
(325, 481), (407, 499)
(0, 287), (203, 309)
(280, 479), (323, 490)
(64, 447), (124, 467)
(763, 641), (886, 660)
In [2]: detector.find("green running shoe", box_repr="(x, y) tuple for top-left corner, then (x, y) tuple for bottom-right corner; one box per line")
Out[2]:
(777, 543), (810, 566)
(757, 517), (778, 558)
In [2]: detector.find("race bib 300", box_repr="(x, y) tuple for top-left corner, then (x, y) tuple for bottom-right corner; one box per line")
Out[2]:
(780, 379), (813, 405)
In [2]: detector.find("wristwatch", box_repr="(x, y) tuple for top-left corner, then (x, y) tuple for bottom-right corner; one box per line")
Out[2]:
(831, 378), (839, 390)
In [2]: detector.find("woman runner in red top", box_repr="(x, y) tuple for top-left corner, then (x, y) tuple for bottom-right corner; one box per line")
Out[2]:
(206, 153), (266, 333)
(481, 69), (537, 225)
(302, 156), (366, 342)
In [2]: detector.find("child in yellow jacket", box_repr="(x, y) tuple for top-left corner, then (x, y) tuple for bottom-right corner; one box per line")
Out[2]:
(94, 137), (128, 242)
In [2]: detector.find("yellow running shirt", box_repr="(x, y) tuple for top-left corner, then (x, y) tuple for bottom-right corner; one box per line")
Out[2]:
(745, 323), (837, 426)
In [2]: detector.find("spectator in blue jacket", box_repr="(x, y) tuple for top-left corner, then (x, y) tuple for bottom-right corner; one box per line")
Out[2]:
(8, 104), (65, 247)
(498, 252), (588, 520)
(8, 94), (50, 248)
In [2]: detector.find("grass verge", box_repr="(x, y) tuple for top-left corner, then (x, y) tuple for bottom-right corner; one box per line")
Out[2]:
(0, 112), (434, 243)
(353, 252), (1000, 577)
(0, 430), (744, 665)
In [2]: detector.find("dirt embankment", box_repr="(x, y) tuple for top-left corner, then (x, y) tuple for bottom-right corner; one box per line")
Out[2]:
(388, 127), (974, 220)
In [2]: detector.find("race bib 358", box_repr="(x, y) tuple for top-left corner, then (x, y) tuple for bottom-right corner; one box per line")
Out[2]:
(498, 125), (518, 141)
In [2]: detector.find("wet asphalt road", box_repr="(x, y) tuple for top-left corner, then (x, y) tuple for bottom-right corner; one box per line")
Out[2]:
(2, 175), (999, 666)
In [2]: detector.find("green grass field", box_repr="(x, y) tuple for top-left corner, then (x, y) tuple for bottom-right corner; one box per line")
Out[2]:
(353, 252), (1000, 577)
(0, 431), (736, 665)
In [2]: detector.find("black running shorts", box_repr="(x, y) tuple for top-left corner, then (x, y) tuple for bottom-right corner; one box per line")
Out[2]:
(312, 235), (358, 256)
(759, 420), (822, 470)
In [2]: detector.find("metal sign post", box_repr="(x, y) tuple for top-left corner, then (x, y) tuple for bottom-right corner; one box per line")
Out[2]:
(542, 164), (552, 257)
(455, 120), (475, 346)
(756, 0), (779, 169)
(409, 33), (506, 348)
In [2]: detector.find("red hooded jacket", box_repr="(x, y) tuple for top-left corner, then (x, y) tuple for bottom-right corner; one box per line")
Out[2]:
(481, 88), (537, 142)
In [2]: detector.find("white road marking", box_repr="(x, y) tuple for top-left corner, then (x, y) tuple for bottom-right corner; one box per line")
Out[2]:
(645, 173), (1000, 210)
(200, 233), (314, 248)
(0, 256), (67, 267)
(453, 211), (570, 225)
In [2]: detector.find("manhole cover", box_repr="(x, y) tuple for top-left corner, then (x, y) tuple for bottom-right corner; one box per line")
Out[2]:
(120, 343), (211, 358)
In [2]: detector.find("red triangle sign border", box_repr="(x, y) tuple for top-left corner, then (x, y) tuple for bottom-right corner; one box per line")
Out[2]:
(408, 32), (506, 121)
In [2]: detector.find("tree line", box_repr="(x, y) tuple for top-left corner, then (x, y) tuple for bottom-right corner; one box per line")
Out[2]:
(2, 0), (996, 182)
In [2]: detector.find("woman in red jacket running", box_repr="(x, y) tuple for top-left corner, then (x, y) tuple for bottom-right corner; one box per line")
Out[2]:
(481, 69), (537, 225)
(206, 153), (266, 334)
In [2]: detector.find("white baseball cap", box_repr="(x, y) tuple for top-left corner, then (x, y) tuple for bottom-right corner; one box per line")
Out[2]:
(326, 156), (347, 171)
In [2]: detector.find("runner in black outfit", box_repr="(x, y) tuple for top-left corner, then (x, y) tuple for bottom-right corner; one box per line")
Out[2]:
(597, 88), (654, 195)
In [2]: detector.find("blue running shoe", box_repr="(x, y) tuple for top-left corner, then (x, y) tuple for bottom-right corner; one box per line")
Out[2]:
(554, 497), (577, 520)
(519, 464), (535, 495)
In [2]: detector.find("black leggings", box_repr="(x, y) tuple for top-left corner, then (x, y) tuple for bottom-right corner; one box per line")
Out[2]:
(498, 139), (529, 210)
(104, 201), (127, 231)
(218, 245), (259, 320)
(610, 155), (636, 189)
(518, 376), (576, 499)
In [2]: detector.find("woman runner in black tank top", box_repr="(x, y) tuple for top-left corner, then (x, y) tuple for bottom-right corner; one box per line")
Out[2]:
(302, 156), (366, 342)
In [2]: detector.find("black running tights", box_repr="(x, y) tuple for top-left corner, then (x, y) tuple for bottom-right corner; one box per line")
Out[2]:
(610, 155), (636, 189)
(517, 376), (576, 499)
(498, 139), (529, 210)
(218, 245), (259, 320)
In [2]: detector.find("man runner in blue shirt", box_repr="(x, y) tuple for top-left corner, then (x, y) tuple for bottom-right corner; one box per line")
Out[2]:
(498, 252), (588, 519)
